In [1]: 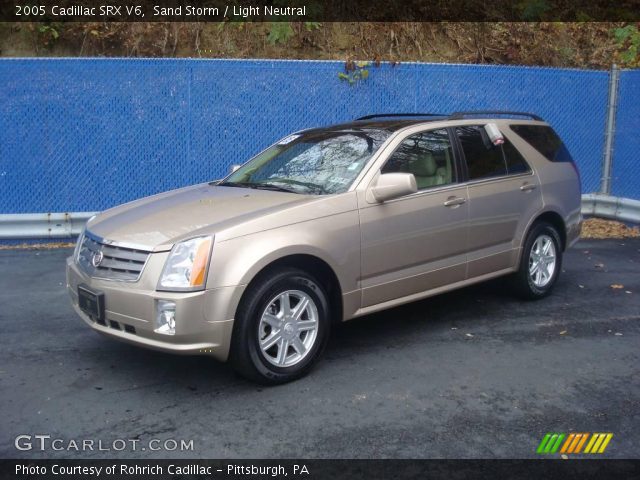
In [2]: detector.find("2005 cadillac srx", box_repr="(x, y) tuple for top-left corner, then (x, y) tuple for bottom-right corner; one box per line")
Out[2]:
(67, 112), (582, 384)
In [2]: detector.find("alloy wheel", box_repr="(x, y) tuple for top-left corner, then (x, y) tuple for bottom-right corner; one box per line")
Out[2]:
(529, 234), (557, 288)
(258, 289), (319, 367)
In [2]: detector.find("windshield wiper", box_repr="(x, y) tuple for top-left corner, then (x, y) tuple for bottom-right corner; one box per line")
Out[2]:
(263, 178), (329, 195)
(218, 181), (258, 189)
(251, 183), (298, 194)
(218, 181), (297, 194)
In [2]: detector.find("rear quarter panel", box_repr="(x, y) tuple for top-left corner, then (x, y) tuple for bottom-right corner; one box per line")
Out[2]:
(504, 124), (582, 249)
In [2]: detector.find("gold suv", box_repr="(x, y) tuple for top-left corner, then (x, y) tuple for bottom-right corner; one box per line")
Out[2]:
(67, 112), (582, 384)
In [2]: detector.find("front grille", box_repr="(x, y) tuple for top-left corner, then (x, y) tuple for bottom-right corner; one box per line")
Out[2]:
(77, 231), (151, 282)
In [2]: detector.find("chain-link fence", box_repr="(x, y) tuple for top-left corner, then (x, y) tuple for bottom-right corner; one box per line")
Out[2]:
(0, 59), (637, 225)
(611, 69), (640, 199)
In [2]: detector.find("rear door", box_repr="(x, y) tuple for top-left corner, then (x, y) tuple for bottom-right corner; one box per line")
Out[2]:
(454, 124), (543, 279)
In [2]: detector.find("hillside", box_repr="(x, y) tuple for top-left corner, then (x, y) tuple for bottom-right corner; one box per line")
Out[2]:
(1, 22), (638, 69)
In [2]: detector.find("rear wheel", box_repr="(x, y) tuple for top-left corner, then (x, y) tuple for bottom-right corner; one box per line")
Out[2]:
(229, 268), (330, 384)
(512, 222), (563, 300)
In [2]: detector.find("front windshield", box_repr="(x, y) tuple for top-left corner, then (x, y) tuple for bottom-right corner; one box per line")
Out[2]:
(220, 129), (390, 195)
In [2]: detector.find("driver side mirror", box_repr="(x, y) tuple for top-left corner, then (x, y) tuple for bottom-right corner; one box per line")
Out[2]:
(368, 173), (417, 203)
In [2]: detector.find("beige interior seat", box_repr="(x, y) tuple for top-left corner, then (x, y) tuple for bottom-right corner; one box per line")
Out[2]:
(411, 152), (450, 189)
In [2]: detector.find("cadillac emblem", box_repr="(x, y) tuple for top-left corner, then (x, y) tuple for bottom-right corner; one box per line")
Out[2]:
(91, 251), (104, 268)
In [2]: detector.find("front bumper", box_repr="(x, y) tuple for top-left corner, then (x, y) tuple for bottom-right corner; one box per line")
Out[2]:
(66, 255), (244, 361)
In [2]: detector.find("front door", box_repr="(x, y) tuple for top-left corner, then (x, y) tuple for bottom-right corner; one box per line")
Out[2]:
(359, 128), (469, 308)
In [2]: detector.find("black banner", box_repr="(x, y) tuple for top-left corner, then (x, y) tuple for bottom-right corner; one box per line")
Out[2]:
(2, 460), (640, 480)
(1, 0), (640, 22)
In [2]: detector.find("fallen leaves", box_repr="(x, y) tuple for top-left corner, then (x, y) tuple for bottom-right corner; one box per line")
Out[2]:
(0, 242), (75, 250)
(581, 218), (640, 239)
(610, 284), (625, 289)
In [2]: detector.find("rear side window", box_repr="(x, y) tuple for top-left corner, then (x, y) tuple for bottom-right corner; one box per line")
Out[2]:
(503, 140), (531, 174)
(455, 126), (531, 180)
(510, 125), (574, 163)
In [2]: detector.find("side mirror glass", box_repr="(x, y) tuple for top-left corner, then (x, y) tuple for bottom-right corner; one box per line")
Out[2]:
(369, 173), (417, 203)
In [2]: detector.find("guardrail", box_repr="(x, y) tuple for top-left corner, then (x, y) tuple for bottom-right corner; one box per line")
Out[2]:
(581, 194), (640, 224)
(1, 195), (638, 240)
(0, 212), (97, 240)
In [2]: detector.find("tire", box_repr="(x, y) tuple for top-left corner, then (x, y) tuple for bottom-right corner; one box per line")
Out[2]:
(512, 222), (563, 300)
(229, 267), (331, 385)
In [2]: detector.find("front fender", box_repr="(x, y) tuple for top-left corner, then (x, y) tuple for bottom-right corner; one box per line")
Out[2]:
(206, 210), (361, 294)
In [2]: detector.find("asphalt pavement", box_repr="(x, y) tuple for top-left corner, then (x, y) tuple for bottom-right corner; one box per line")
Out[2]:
(1, 239), (638, 459)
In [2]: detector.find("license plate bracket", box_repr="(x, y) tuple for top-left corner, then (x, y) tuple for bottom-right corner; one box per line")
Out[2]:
(78, 285), (105, 323)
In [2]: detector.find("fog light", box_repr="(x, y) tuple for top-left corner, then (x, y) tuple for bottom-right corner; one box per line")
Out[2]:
(155, 300), (176, 335)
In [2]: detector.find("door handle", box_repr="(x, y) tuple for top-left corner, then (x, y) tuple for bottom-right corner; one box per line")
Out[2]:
(520, 183), (537, 192)
(443, 196), (467, 207)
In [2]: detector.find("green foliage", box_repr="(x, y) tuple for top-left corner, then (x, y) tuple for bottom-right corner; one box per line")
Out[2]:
(267, 22), (294, 45)
(558, 46), (575, 64)
(218, 20), (320, 48)
(517, 0), (551, 21)
(38, 25), (59, 40)
(338, 61), (371, 86)
(265, 0), (322, 45)
(216, 21), (245, 32)
(37, 23), (61, 46)
(304, 22), (322, 32)
(613, 25), (640, 67)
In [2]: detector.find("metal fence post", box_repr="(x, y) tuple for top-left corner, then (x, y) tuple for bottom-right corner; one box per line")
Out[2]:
(600, 64), (620, 195)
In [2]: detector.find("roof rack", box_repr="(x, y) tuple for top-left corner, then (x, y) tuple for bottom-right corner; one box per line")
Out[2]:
(448, 110), (544, 121)
(356, 111), (544, 122)
(356, 113), (445, 121)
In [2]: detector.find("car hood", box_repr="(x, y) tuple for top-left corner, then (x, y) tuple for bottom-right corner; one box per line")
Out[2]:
(86, 183), (312, 251)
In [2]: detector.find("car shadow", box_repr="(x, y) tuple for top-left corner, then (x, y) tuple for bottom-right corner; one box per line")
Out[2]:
(91, 277), (513, 390)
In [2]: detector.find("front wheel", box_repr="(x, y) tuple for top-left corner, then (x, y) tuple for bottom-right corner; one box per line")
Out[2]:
(229, 268), (330, 384)
(512, 222), (563, 300)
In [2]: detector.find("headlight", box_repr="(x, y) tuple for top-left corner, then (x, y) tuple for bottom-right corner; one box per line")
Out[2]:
(74, 228), (85, 262)
(74, 215), (95, 262)
(157, 236), (213, 291)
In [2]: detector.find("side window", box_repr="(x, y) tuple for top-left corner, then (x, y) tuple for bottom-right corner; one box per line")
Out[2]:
(381, 129), (455, 190)
(503, 139), (531, 174)
(510, 124), (574, 163)
(456, 126), (506, 180)
(456, 125), (530, 180)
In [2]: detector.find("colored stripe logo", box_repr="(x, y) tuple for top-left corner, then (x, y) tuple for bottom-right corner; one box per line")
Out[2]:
(537, 433), (613, 454)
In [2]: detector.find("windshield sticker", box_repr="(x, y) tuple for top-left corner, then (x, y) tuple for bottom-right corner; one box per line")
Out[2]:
(277, 134), (301, 145)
